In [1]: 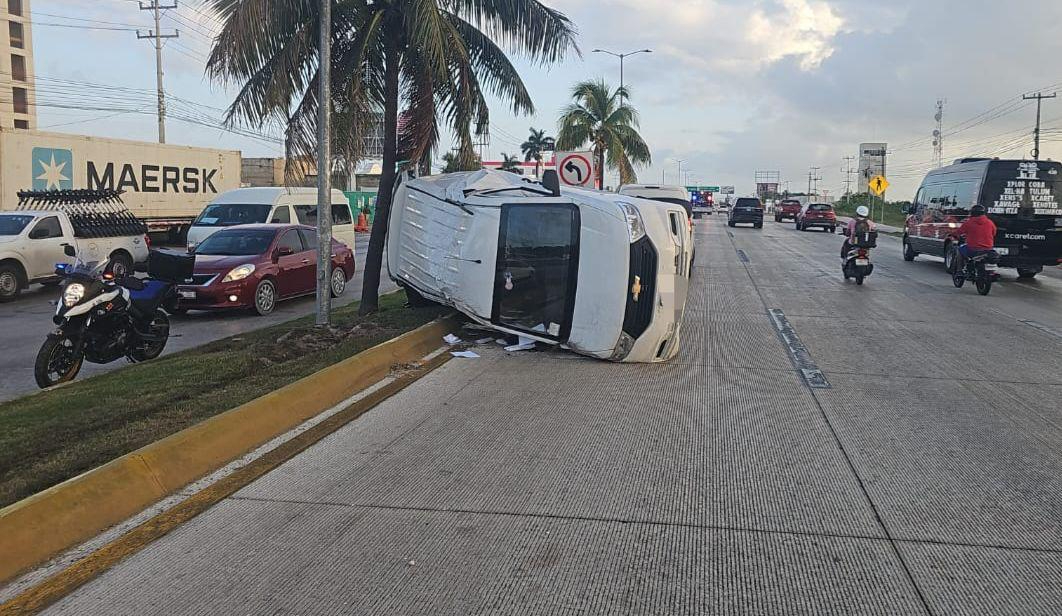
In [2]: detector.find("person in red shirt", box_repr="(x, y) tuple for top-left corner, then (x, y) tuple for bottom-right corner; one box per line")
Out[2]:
(957, 205), (997, 257)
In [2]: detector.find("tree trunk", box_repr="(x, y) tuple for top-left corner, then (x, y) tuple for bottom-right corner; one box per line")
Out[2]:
(358, 36), (400, 316)
(596, 146), (605, 190)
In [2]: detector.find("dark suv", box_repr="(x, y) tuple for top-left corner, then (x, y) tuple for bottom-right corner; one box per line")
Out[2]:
(728, 197), (764, 229)
(775, 199), (802, 222)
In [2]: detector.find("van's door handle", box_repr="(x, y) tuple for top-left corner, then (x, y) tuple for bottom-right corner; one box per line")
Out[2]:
(300, 259), (310, 264)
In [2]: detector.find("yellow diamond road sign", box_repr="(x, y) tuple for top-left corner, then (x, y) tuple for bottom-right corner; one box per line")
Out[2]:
(869, 175), (889, 196)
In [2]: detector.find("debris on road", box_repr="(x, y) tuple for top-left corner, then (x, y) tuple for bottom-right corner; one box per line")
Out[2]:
(450, 350), (480, 358)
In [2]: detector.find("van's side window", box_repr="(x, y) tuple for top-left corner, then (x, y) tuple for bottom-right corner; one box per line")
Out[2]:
(270, 206), (291, 224)
(952, 180), (976, 215)
(294, 205), (317, 226)
(30, 216), (63, 239)
(332, 204), (353, 226)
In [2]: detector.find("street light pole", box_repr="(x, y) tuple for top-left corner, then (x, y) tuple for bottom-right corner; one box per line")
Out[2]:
(591, 48), (652, 103)
(315, 0), (333, 327)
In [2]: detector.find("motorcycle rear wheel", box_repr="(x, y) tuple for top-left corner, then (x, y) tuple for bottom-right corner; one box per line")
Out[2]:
(130, 309), (171, 361)
(856, 275), (864, 285)
(35, 336), (84, 388)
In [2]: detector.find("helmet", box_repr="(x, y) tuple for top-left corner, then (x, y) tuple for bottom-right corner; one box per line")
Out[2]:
(856, 205), (870, 218)
(971, 204), (986, 216)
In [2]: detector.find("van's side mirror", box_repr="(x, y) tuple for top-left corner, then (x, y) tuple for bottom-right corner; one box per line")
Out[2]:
(542, 169), (561, 197)
(62, 244), (76, 257)
(900, 204), (912, 215)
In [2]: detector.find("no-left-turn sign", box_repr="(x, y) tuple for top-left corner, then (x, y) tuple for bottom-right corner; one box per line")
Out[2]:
(556, 151), (595, 187)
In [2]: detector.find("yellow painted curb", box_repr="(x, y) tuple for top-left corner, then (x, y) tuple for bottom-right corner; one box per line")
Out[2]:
(0, 315), (458, 584)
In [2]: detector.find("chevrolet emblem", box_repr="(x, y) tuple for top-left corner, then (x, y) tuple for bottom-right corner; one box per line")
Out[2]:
(631, 275), (642, 302)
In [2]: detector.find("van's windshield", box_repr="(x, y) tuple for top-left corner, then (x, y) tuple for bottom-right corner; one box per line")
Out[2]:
(194, 204), (272, 227)
(984, 161), (1062, 217)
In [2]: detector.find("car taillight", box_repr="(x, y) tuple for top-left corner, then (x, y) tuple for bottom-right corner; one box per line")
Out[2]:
(858, 249), (868, 257)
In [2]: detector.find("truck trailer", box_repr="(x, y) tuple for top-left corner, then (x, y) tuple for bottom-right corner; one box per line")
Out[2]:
(0, 129), (240, 240)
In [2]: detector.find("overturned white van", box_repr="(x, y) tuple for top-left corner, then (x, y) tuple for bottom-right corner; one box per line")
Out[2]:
(387, 170), (691, 362)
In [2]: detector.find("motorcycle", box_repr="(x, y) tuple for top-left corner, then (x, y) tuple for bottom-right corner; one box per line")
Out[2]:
(841, 227), (876, 285)
(34, 246), (177, 388)
(952, 246), (999, 296)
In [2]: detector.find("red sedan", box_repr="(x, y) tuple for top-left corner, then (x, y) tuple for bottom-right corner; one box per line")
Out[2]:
(176, 224), (355, 315)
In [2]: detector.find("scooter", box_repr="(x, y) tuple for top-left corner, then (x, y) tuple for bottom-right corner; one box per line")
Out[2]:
(952, 246), (999, 296)
(841, 227), (877, 285)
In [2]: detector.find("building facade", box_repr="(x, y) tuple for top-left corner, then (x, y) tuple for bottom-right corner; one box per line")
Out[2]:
(2, 0), (35, 129)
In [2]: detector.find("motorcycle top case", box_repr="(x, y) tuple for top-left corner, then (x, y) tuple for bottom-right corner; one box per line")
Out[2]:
(147, 250), (195, 283)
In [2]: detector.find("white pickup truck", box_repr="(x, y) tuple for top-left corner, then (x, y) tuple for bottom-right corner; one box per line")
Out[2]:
(0, 210), (149, 301)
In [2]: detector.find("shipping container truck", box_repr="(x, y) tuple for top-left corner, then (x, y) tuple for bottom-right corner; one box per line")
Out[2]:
(0, 129), (240, 241)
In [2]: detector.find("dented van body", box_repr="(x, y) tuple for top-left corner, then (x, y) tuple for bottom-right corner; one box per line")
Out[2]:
(387, 170), (690, 362)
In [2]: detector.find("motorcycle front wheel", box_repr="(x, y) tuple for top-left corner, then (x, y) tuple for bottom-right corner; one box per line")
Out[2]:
(952, 272), (965, 288)
(35, 335), (84, 388)
(976, 276), (992, 296)
(130, 309), (171, 361)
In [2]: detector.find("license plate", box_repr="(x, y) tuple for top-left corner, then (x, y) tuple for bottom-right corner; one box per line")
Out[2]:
(856, 259), (869, 265)
(994, 247), (1009, 255)
(984, 263), (998, 271)
(178, 290), (196, 299)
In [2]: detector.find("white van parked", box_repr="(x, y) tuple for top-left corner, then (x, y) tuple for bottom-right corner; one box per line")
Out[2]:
(185, 187), (356, 252)
(617, 184), (693, 218)
(388, 170), (691, 362)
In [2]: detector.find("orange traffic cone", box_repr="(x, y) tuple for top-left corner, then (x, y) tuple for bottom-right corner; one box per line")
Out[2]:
(355, 211), (369, 232)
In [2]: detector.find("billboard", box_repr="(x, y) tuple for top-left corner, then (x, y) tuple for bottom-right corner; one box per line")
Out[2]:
(858, 143), (887, 193)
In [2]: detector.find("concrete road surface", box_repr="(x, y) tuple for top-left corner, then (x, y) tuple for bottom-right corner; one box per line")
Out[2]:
(40, 217), (1062, 615)
(0, 234), (397, 402)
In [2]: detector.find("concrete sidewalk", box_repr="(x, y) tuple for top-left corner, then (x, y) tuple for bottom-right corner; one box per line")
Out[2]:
(39, 217), (1062, 615)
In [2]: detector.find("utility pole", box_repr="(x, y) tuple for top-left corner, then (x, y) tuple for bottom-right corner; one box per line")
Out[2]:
(315, 0), (333, 327)
(807, 166), (821, 199)
(1023, 92), (1057, 160)
(933, 99), (945, 168)
(137, 1), (178, 144)
(842, 156), (855, 197)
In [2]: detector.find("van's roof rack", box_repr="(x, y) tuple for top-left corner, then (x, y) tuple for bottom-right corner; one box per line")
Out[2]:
(952, 157), (997, 164)
(15, 188), (147, 238)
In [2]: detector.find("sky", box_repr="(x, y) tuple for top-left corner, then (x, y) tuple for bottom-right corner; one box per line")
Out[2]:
(27, 0), (1062, 199)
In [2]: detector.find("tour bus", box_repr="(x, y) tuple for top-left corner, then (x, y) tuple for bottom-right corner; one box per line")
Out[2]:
(902, 158), (1062, 278)
(387, 169), (691, 362)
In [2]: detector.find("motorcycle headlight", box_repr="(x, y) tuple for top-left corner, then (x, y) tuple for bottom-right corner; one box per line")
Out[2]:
(63, 283), (86, 307)
(222, 263), (256, 283)
(618, 202), (646, 243)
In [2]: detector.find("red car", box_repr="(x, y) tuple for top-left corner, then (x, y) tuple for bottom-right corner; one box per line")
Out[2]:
(775, 199), (802, 222)
(796, 203), (837, 233)
(176, 224), (355, 315)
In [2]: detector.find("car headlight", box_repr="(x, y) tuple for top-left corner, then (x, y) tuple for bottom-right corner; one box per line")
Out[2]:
(222, 264), (256, 283)
(618, 202), (646, 243)
(63, 283), (85, 307)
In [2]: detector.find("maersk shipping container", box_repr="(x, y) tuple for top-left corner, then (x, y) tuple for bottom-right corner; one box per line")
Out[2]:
(0, 129), (240, 237)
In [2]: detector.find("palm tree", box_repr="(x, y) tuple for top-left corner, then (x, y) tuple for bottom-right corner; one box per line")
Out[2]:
(556, 80), (651, 188)
(499, 153), (522, 174)
(206, 0), (577, 314)
(441, 149), (481, 173)
(521, 127), (554, 177)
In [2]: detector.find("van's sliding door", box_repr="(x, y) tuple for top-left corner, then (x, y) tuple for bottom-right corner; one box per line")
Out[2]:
(491, 203), (580, 341)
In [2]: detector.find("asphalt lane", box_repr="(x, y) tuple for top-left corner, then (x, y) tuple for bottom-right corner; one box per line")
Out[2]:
(38, 217), (1062, 614)
(0, 234), (397, 402)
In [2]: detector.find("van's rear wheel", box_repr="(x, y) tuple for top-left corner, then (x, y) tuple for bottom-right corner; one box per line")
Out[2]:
(106, 252), (134, 279)
(1017, 268), (1041, 279)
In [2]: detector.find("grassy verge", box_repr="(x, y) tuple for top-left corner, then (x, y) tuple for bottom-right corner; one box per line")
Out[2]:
(0, 292), (447, 508)
(833, 200), (908, 228)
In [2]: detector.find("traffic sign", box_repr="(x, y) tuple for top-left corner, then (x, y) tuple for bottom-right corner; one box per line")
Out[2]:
(869, 175), (889, 196)
(556, 151), (595, 187)
(720, 186), (735, 194)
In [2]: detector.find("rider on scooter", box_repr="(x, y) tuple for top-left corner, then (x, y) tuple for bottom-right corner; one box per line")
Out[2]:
(956, 205), (997, 267)
(841, 205), (875, 260)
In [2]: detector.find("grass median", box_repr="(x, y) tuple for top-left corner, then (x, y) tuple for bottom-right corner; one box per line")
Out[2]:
(0, 292), (447, 509)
